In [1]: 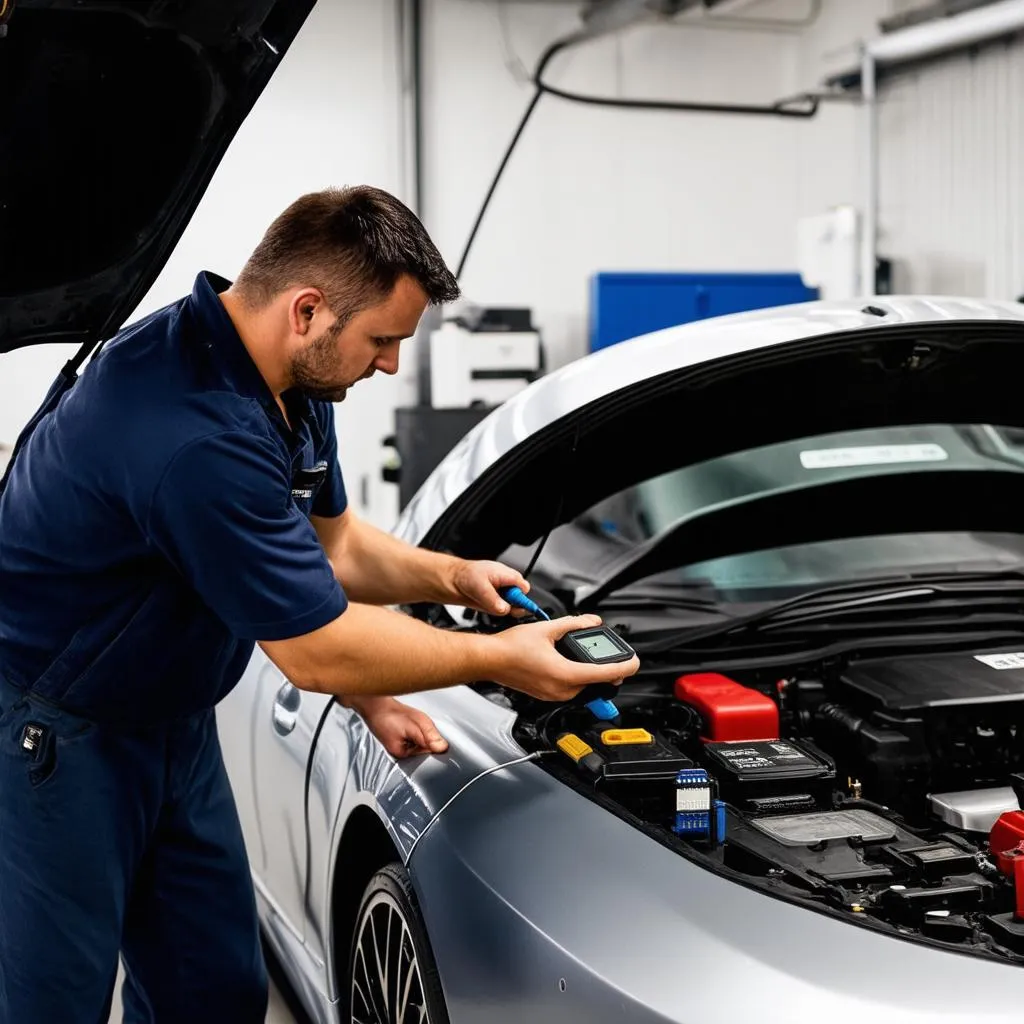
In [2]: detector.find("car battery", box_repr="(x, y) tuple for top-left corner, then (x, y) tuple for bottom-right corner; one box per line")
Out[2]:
(558, 726), (693, 828)
(701, 738), (836, 814)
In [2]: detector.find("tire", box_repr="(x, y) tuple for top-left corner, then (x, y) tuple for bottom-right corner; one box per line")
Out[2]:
(347, 863), (450, 1024)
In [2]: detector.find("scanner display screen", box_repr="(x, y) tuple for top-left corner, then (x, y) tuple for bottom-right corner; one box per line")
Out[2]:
(579, 633), (623, 660)
(556, 624), (635, 667)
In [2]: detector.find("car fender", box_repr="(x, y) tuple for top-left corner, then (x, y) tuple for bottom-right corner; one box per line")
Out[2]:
(305, 685), (529, 992)
(408, 757), (1024, 1024)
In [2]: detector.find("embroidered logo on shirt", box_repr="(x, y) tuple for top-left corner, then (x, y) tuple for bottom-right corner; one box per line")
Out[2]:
(291, 461), (328, 500)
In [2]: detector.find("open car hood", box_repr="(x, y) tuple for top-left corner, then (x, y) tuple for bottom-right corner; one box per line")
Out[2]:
(0, 0), (314, 352)
(394, 298), (1024, 559)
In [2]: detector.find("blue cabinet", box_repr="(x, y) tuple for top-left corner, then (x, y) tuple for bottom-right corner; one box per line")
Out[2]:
(589, 271), (818, 352)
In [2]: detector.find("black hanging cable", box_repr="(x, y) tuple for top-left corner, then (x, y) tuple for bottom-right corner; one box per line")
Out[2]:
(537, 81), (819, 117)
(455, 36), (576, 280)
(302, 695), (337, 923)
(454, 29), (820, 283)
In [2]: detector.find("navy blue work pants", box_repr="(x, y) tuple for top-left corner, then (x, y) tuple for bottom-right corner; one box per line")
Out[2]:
(0, 679), (268, 1022)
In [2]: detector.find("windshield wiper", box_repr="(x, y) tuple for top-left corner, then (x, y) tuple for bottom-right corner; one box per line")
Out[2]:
(638, 569), (1024, 654)
(593, 579), (721, 614)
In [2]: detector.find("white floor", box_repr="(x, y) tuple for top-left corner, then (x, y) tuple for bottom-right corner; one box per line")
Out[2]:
(108, 963), (299, 1022)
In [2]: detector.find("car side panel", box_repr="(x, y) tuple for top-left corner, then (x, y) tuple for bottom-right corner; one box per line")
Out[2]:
(217, 654), (274, 876)
(304, 685), (529, 1003)
(409, 760), (1024, 1024)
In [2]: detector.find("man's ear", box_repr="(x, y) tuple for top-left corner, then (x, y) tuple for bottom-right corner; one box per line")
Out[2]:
(288, 288), (326, 336)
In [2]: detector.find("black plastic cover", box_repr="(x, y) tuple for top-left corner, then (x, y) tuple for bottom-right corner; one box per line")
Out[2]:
(842, 654), (1024, 712)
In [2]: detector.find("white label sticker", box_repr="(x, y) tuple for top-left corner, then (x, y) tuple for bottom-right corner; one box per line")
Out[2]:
(799, 444), (949, 470)
(975, 653), (1024, 670)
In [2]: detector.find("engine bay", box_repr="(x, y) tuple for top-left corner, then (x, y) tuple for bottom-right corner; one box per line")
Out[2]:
(507, 649), (1024, 964)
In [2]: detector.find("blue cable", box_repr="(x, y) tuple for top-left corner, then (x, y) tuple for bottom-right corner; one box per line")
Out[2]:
(500, 585), (550, 621)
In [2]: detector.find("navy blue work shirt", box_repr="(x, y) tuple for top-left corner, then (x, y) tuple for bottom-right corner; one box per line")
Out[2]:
(0, 272), (349, 725)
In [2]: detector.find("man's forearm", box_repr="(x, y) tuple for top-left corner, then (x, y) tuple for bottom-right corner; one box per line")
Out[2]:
(327, 515), (461, 606)
(260, 602), (503, 698)
(259, 601), (634, 707)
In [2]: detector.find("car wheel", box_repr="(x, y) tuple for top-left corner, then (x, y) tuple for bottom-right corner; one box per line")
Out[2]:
(348, 863), (450, 1024)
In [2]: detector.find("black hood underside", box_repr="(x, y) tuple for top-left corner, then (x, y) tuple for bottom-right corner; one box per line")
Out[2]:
(0, 0), (314, 352)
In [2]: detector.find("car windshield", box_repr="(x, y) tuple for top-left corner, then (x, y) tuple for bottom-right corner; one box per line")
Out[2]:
(556, 423), (1024, 603)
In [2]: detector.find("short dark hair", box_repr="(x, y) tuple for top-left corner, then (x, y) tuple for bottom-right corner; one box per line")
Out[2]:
(234, 186), (460, 321)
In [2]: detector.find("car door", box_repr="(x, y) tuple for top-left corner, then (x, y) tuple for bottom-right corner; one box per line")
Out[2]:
(216, 655), (273, 877)
(249, 648), (334, 939)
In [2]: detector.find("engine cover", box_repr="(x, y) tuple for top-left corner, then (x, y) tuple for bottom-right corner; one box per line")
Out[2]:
(841, 652), (1024, 711)
(805, 652), (1024, 815)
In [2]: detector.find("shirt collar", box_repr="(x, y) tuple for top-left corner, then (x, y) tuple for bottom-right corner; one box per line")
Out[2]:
(189, 270), (277, 407)
(188, 271), (315, 439)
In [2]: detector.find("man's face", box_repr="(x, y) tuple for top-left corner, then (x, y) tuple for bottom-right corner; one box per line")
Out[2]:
(290, 274), (428, 402)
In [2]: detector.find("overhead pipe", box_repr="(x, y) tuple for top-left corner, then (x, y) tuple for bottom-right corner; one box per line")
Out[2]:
(680, 0), (822, 34)
(702, 0), (767, 13)
(867, 0), (1024, 64)
(861, 46), (877, 299)
(411, 0), (424, 218)
(579, 0), (674, 36)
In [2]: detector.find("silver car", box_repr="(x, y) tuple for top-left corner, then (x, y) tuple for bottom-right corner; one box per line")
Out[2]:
(7, 3), (1024, 1019)
(219, 296), (1024, 1023)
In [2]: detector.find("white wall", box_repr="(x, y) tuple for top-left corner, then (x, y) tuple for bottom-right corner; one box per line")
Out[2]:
(792, 0), (892, 226)
(423, 0), (812, 370)
(877, 33), (1024, 298)
(1, 345), (78, 450)
(794, 0), (1024, 301)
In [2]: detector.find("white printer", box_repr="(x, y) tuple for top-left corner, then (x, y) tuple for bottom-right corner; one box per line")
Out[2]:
(429, 304), (543, 410)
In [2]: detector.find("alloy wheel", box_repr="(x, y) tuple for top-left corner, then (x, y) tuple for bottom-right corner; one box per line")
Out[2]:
(351, 888), (431, 1024)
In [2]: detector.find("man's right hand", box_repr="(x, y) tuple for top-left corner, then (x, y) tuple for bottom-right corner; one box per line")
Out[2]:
(489, 614), (640, 702)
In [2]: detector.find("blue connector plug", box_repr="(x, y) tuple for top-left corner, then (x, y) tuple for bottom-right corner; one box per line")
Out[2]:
(714, 799), (727, 846)
(500, 585), (549, 621)
(585, 698), (620, 721)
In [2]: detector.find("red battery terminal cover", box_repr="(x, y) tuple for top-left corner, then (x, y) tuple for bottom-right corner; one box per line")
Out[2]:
(989, 810), (1024, 920)
(674, 673), (780, 743)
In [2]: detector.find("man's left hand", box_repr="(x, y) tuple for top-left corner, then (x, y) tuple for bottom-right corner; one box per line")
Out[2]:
(350, 696), (449, 759)
(449, 560), (530, 617)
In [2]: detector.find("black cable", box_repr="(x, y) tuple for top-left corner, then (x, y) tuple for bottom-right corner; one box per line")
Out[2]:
(454, 37), (577, 280)
(302, 696), (337, 921)
(454, 89), (542, 281)
(537, 82), (819, 118)
(454, 30), (821, 283)
(455, 36), (576, 281)
(411, 0), (425, 217)
(522, 483), (563, 581)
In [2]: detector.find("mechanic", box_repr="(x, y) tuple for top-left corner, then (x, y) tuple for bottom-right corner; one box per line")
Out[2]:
(0, 186), (639, 1024)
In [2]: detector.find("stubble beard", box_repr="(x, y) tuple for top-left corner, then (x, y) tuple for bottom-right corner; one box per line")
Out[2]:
(290, 326), (352, 403)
